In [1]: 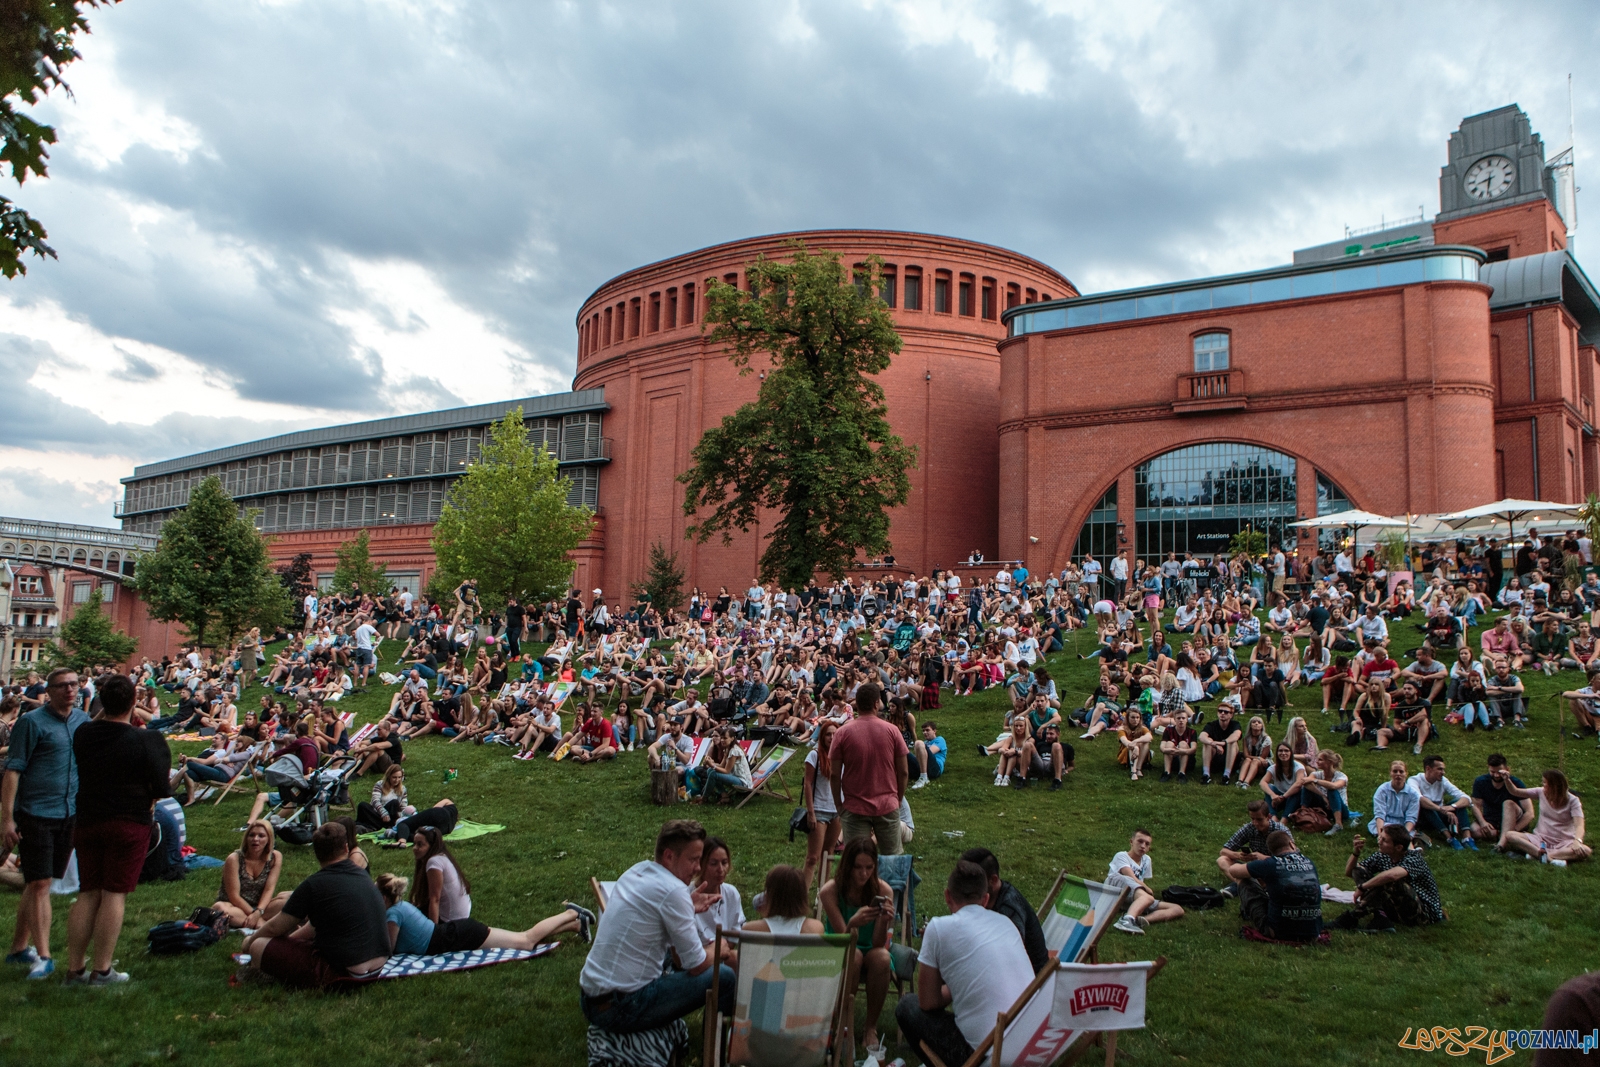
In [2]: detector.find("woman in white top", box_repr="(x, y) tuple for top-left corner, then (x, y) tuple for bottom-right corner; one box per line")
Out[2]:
(1304, 749), (1351, 834)
(1299, 635), (1331, 685)
(1260, 743), (1307, 817)
(693, 837), (745, 965)
(801, 722), (842, 893)
(412, 826), (472, 922)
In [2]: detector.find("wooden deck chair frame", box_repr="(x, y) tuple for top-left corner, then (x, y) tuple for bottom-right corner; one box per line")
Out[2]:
(590, 876), (612, 915)
(702, 926), (857, 1067)
(919, 956), (1167, 1067)
(733, 745), (797, 809)
(210, 744), (268, 806)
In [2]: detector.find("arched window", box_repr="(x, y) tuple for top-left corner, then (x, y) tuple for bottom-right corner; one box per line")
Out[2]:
(1074, 483), (1118, 563)
(1193, 332), (1230, 372)
(1134, 442), (1296, 562)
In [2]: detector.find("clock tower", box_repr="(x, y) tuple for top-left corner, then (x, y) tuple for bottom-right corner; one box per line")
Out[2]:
(1433, 104), (1568, 259)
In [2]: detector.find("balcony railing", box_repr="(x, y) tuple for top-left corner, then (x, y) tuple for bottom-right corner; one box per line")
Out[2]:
(1174, 369), (1247, 413)
(559, 437), (612, 464)
(10, 626), (58, 640)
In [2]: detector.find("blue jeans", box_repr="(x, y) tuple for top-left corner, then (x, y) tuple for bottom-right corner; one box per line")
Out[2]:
(1267, 784), (1301, 815)
(409, 663), (437, 680)
(1461, 701), (1492, 728)
(186, 762), (233, 784)
(581, 965), (736, 1034)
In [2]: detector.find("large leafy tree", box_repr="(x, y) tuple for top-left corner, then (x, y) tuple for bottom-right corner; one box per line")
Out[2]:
(41, 586), (136, 672)
(132, 477), (292, 649)
(0, 1), (117, 278)
(332, 530), (387, 595)
(679, 242), (917, 589)
(276, 551), (315, 622)
(431, 407), (593, 607)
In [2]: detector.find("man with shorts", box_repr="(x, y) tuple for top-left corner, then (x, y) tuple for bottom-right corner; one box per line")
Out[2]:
(243, 822), (390, 987)
(65, 674), (170, 984)
(1470, 753), (1534, 848)
(2, 667), (91, 979)
(1027, 722), (1072, 791)
(829, 684), (908, 855)
(1199, 701), (1242, 785)
(352, 616), (379, 686)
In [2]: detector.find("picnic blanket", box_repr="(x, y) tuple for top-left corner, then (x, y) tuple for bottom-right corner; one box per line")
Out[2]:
(374, 943), (556, 979)
(358, 820), (506, 845)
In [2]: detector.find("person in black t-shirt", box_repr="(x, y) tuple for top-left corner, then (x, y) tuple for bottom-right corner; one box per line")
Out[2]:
(1469, 754), (1534, 847)
(1228, 830), (1322, 942)
(244, 822), (390, 987)
(65, 674), (170, 984)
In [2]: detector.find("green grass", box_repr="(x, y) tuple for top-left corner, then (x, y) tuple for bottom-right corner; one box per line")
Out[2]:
(2, 615), (1595, 1067)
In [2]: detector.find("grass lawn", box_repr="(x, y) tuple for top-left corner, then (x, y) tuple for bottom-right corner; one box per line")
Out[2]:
(2, 612), (1595, 1067)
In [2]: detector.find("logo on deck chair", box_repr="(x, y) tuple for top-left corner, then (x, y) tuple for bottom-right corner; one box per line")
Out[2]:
(1069, 983), (1131, 1016)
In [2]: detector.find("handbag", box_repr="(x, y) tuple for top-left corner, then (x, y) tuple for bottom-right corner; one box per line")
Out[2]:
(788, 807), (810, 842)
(1290, 807), (1332, 834)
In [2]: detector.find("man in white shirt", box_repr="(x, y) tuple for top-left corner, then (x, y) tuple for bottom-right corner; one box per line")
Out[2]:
(352, 619), (378, 685)
(896, 860), (1034, 1067)
(1408, 755), (1473, 848)
(1109, 551), (1130, 601)
(1108, 829), (1186, 934)
(303, 592), (319, 629)
(994, 568), (1011, 593)
(579, 820), (731, 1033)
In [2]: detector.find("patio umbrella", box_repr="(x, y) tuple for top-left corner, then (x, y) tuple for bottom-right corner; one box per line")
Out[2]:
(1288, 511), (1408, 530)
(1436, 499), (1582, 541)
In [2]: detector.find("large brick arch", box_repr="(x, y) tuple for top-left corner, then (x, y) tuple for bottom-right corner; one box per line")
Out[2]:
(1039, 431), (1373, 577)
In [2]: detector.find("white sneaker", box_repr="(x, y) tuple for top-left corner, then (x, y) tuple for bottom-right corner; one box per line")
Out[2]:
(911, 775), (929, 790)
(994, 774), (1009, 787)
(1412, 743), (1423, 755)
(1113, 916), (1144, 935)
(87, 967), (130, 986)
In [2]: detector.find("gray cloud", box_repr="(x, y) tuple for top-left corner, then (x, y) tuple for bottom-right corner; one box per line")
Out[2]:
(1, 0), (1597, 526)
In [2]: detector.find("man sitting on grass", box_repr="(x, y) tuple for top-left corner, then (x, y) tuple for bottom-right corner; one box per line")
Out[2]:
(910, 721), (946, 790)
(1408, 755), (1475, 849)
(1108, 829), (1185, 935)
(1198, 701), (1242, 786)
(1333, 825), (1444, 932)
(242, 822), (389, 987)
(1225, 829), (1323, 943)
(1159, 709), (1197, 783)
(1470, 753), (1534, 850)
(1216, 800), (1289, 898)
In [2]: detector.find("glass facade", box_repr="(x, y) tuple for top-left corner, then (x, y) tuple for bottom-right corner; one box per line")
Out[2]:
(1133, 443), (1299, 563)
(121, 411), (605, 535)
(1073, 483), (1118, 563)
(1007, 252), (1482, 337)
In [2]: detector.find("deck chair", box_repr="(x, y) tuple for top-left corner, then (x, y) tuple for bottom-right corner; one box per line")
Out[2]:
(591, 877), (617, 915)
(702, 928), (856, 1067)
(1035, 872), (1130, 965)
(877, 854), (921, 993)
(920, 957), (1166, 1067)
(733, 746), (797, 809)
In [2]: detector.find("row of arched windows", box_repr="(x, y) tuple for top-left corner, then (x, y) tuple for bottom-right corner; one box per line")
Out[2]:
(577, 260), (1059, 359)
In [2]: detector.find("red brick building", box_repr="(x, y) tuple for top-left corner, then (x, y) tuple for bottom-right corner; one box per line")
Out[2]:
(118, 105), (1597, 606)
(999, 104), (1596, 573)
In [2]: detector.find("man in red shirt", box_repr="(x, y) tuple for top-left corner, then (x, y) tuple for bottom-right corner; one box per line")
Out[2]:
(828, 684), (908, 855)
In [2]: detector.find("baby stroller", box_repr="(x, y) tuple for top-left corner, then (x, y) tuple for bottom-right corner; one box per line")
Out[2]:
(264, 753), (359, 845)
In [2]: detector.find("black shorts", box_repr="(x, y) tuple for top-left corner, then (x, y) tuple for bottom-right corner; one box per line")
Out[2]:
(16, 811), (75, 883)
(426, 917), (490, 954)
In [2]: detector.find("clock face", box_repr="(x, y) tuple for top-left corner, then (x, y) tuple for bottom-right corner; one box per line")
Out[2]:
(1464, 155), (1517, 201)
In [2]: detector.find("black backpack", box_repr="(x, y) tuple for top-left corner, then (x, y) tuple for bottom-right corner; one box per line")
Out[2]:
(1161, 884), (1228, 910)
(148, 908), (229, 955)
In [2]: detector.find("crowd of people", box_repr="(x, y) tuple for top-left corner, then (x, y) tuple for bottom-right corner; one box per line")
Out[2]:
(1, 527), (1592, 1067)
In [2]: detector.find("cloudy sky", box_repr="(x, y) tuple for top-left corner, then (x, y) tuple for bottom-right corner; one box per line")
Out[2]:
(2, 0), (1595, 526)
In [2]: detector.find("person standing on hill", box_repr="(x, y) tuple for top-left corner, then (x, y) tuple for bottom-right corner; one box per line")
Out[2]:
(829, 684), (908, 856)
(2, 668), (91, 980)
(65, 674), (171, 985)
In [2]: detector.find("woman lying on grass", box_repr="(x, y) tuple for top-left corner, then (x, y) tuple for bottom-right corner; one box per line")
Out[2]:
(378, 872), (593, 954)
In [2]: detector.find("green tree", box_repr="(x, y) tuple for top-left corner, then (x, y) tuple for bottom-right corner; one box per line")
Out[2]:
(132, 476), (293, 649)
(331, 530), (387, 595)
(630, 540), (685, 610)
(276, 551), (315, 622)
(1228, 528), (1267, 558)
(41, 586), (136, 672)
(679, 241), (917, 589)
(431, 407), (593, 606)
(0, 1), (116, 278)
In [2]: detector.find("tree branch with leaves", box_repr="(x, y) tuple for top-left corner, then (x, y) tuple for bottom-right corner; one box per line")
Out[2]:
(679, 242), (916, 590)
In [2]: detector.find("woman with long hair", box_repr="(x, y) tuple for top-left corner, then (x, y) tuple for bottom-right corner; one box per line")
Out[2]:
(1284, 716), (1318, 768)
(377, 872), (589, 956)
(357, 762), (415, 832)
(214, 821), (285, 928)
(801, 722), (842, 892)
(1236, 715), (1273, 788)
(819, 835), (893, 1054)
(1304, 749), (1352, 834)
(1261, 742), (1306, 816)
(1117, 709), (1152, 781)
(411, 826), (471, 923)
(1501, 770), (1592, 865)
(692, 837), (743, 966)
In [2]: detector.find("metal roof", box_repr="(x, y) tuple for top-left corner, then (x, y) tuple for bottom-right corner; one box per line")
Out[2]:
(126, 389), (608, 483)
(1481, 251), (1600, 344)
